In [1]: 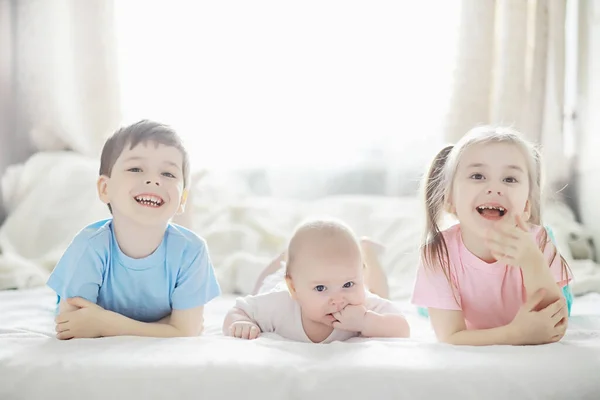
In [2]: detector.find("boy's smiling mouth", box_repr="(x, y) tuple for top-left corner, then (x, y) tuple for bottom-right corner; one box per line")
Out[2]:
(134, 194), (164, 208)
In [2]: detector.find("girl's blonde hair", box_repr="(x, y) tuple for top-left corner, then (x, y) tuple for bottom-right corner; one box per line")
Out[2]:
(421, 126), (569, 296)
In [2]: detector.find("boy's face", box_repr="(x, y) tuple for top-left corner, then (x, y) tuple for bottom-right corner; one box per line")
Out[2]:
(97, 141), (187, 227)
(286, 236), (366, 327)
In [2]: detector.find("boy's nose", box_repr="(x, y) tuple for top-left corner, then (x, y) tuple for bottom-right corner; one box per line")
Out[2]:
(486, 188), (502, 196)
(145, 180), (160, 186)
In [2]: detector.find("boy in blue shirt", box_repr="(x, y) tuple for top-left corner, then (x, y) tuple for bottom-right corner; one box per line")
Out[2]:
(48, 120), (220, 339)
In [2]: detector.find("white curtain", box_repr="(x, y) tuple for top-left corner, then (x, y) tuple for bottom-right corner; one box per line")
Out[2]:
(445, 0), (569, 189)
(13, 0), (121, 158)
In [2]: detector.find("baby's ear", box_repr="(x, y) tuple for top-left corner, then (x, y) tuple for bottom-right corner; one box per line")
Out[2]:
(285, 276), (297, 299)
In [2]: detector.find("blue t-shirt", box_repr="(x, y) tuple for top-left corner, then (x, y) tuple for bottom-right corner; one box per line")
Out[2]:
(47, 219), (221, 322)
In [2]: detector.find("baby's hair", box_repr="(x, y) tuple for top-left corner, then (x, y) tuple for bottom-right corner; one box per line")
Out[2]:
(285, 218), (361, 277)
(99, 120), (190, 213)
(420, 126), (570, 299)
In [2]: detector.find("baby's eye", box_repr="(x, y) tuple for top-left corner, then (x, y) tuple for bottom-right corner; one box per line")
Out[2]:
(314, 285), (326, 292)
(343, 281), (354, 288)
(504, 176), (518, 183)
(469, 173), (484, 180)
(162, 172), (176, 178)
(128, 167), (142, 173)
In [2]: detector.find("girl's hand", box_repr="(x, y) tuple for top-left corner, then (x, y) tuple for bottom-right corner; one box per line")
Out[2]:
(485, 214), (543, 268)
(509, 289), (568, 345)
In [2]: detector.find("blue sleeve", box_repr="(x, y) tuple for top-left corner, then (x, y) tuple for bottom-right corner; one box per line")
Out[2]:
(46, 241), (104, 304)
(171, 243), (221, 310)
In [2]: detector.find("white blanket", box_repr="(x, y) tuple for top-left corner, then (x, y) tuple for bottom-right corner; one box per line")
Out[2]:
(2, 151), (600, 297)
(1, 288), (600, 400)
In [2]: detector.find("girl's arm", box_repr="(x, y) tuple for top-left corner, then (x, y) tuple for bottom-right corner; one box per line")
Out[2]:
(429, 289), (568, 346)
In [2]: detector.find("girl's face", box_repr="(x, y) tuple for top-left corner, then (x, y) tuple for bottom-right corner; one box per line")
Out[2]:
(448, 142), (531, 241)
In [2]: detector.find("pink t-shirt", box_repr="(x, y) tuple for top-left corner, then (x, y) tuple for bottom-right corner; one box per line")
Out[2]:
(411, 224), (572, 330)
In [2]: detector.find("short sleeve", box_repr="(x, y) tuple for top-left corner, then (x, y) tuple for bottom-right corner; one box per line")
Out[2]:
(171, 243), (221, 310)
(411, 259), (462, 311)
(541, 226), (573, 288)
(234, 291), (288, 333)
(46, 243), (104, 304)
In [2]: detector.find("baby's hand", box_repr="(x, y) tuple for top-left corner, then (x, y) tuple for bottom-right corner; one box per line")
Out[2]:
(229, 321), (261, 340)
(332, 304), (368, 333)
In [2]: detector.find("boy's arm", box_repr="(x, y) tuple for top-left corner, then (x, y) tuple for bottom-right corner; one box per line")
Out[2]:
(104, 306), (204, 337)
(56, 298), (204, 339)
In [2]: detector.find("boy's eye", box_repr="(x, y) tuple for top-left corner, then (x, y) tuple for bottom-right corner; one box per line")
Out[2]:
(128, 167), (142, 172)
(343, 281), (354, 288)
(504, 176), (518, 183)
(469, 173), (484, 180)
(162, 172), (176, 178)
(314, 285), (326, 292)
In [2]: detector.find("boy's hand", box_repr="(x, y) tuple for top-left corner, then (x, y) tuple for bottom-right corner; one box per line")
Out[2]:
(229, 321), (261, 339)
(55, 297), (110, 340)
(332, 304), (368, 333)
(485, 214), (543, 268)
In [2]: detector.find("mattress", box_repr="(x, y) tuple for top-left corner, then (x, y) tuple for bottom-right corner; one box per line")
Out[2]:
(1, 288), (599, 400)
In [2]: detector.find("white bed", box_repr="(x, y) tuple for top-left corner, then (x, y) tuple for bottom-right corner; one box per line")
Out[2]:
(1, 287), (600, 400)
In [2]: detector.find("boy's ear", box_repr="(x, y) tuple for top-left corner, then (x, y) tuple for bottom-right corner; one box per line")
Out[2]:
(176, 189), (188, 215)
(285, 275), (297, 299)
(97, 175), (110, 204)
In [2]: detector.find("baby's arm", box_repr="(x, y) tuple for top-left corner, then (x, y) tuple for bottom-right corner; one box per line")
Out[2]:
(223, 307), (261, 340)
(361, 311), (410, 338)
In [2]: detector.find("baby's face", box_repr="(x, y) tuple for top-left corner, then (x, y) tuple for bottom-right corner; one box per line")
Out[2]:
(287, 239), (366, 326)
(98, 141), (186, 227)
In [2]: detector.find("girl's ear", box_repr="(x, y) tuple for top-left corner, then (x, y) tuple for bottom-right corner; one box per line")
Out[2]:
(522, 199), (531, 222)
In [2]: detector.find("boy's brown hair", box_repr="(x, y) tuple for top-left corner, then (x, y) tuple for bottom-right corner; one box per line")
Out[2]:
(99, 120), (190, 212)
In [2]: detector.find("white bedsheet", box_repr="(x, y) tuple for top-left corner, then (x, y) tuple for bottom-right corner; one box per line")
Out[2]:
(1, 288), (600, 400)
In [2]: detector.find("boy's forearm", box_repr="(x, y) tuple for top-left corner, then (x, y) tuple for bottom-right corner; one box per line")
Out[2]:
(361, 312), (410, 338)
(522, 254), (562, 310)
(102, 311), (196, 338)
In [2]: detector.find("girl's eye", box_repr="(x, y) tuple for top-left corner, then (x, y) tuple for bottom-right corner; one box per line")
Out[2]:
(314, 285), (326, 292)
(128, 167), (142, 172)
(343, 281), (354, 288)
(504, 177), (518, 183)
(162, 172), (176, 178)
(470, 173), (484, 180)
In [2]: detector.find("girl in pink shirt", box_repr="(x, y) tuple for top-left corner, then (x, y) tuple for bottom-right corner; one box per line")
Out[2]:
(411, 126), (572, 346)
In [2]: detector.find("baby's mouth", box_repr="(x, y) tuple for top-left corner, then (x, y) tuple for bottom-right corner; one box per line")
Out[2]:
(134, 195), (164, 208)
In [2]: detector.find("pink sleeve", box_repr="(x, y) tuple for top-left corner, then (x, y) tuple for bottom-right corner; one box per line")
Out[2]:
(411, 259), (462, 311)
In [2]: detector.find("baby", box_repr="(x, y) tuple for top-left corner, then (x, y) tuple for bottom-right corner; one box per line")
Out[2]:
(223, 219), (410, 343)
